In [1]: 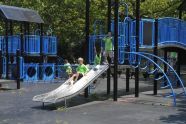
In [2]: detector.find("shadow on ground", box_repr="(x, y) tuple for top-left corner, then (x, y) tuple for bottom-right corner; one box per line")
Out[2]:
(31, 83), (154, 111)
(160, 98), (186, 124)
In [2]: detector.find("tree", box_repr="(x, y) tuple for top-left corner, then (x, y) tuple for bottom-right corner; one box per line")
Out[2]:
(0, 0), (184, 60)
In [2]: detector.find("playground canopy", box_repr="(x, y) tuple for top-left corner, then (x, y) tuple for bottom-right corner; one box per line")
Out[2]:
(0, 5), (44, 23)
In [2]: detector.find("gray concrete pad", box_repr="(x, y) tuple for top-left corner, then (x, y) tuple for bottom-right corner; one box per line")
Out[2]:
(0, 76), (186, 124)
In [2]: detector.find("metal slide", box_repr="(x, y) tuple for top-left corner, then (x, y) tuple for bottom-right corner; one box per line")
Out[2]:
(33, 65), (108, 103)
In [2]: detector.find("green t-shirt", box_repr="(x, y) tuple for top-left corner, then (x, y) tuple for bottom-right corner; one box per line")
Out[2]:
(94, 54), (101, 65)
(170, 52), (177, 59)
(103, 37), (113, 51)
(76, 64), (89, 75)
(64, 63), (72, 74)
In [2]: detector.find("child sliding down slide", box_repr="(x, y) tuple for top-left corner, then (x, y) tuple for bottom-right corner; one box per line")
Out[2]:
(70, 58), (89, 85)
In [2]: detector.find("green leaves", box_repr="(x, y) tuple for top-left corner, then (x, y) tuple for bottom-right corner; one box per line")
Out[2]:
(0, 0), (185, 58)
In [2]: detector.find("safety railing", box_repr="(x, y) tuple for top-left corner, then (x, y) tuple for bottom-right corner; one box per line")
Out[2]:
(8, 35), (21, 54)
(118, 36), (125, 64)
(111, 20), (125, 36)
(0, 35), (58, 55)
(158, 17), (186, 47)
(180, 20), (186, 44)
(0, 35), (21, 54)
(24, 35), (40, 55)
(42, 36), (57, 55)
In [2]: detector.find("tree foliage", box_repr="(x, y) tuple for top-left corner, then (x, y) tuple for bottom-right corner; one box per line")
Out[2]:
(0, 0), (185, 59)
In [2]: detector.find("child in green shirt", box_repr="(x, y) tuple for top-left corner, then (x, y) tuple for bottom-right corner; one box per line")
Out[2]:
(64, 59), (72, 78)
(70, 58), (89, 85)
(102, 32), (113, 63)
(94, 41), (102, 65)
(94, 53), (101, 65)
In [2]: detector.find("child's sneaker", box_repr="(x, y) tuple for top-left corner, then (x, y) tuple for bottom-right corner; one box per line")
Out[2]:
(93, 67), (98, 71)
(70, 80), (74, 85)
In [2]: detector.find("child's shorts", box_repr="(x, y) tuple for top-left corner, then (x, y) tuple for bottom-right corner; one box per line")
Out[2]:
(104, 50), (114, 58)
(78, 73), (84, 80)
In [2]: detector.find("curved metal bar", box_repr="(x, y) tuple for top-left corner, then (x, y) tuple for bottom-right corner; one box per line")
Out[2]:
(155, 74), (165, 81)
(147, 68), (158, 75)
(131, 63), (139, 69)
(139, 64), (148, 70)
(47, 27), (53, 36)
(127, 52), (176, 106)
(35, 29), (41, 35)
(140, 52), (186, 96)
(139, 60), (152, 71)
(124, 17), (132, 22)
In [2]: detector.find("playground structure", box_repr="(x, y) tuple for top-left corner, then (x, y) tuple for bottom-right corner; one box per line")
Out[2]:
(88, 1), (186, 106)
(0, 5), (84, 90)
(33, 1), (186, 107)
(0, 1), (185, 106)
(0, 5), (60, 88)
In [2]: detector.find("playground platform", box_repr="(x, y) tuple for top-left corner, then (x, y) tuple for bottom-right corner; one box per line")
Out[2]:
(0, 75), (186, 124)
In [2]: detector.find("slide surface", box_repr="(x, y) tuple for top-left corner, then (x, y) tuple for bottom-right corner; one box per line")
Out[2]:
(33, 65), (108, 103)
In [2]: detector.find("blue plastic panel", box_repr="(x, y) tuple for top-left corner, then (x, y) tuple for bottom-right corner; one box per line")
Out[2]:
(118, 36), (125, 64)
(88, 35), (105, 64)
(140, 19), (155, 47)
(0, 36), (20, 54)
(56, 65), (68, 79)
(24, 63), (39, 82)
(8, 35), (21, 54)
(129, 20), (143, 64)
(0, 36), (5, 53)
(158, 17), (184, 45)
(41, 63), (55, 81)
(56, 64), (78, 79)
(180, 20), (186, 44)
(20, 57), (24, 79)
(2, 57), (6, 78)
(24, 35), (40, 54)
(129, 21), (137, 64)
(42, 36), (57, 55)
(89, 35), (96, 64)
(111, 20), (125, 36)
